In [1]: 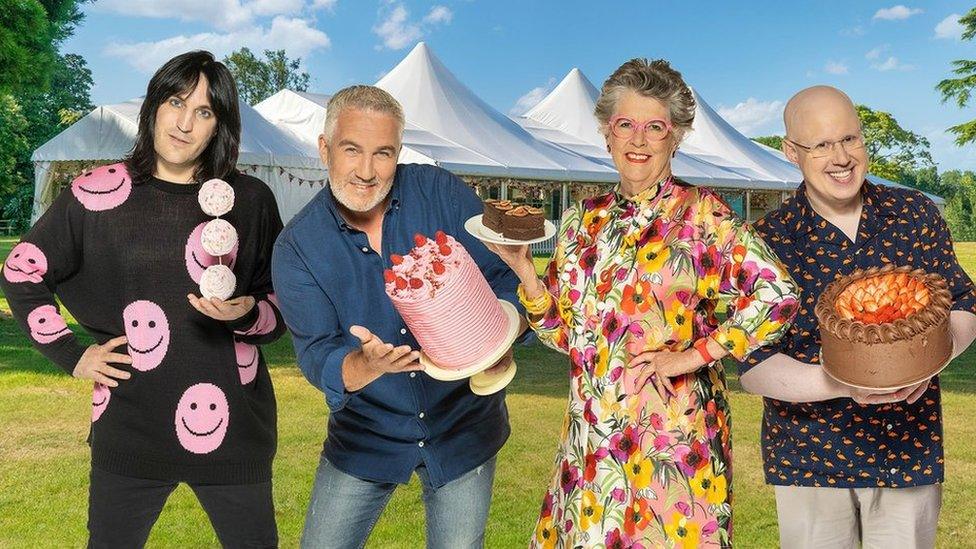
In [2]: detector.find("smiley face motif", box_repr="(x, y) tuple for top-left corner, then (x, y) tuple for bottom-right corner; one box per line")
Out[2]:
(27, 305), (71, 344)
(184, 222), (238, 284)
(71, 163), (132, 212)
(92, 383), (111, 422)
(122, 300), (170, 371)
(235, 341), (258, 385)
(3, 242), (48, 284)
(175, 383), (229, 454)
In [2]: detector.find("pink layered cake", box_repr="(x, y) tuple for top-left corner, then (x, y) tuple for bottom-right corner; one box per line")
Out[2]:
(384, 231), (510, 370)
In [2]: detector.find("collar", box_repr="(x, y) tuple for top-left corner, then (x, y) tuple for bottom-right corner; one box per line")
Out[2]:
(610, 176), (673, 217)
(790, 179), (896, 238)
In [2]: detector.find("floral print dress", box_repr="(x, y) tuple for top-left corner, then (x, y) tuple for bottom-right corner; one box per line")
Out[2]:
(521, 178), (798, 548)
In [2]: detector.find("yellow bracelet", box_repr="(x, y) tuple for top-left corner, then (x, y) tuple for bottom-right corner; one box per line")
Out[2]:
(517, 283), (551, 316)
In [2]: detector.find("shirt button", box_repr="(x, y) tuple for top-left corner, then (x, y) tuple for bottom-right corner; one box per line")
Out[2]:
(361, 247), (369, 253)
(418, 441), (425, 448)
(889, 468), (898, 475)
(400, 328), (407, 335)
(886, 424), (893, 430)
(419, 412), (426, 419)
(409, 372), (417, 378)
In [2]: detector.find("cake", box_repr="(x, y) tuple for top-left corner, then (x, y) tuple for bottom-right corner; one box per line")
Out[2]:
(201, 219), (238, 257)
(482, 199), (513, 232)
(482, 199), (545, 240)
(384, 231), (510, 370)
(815, 265), (953, 389)
(200, 264), (236, 300)
(502, 205), (545, 240)
(198, 178), (235, 217)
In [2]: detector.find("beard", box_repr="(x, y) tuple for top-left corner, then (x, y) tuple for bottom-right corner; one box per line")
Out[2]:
(329, 177), (394, 213)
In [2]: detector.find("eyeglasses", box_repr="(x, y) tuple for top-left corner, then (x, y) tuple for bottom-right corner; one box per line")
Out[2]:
(785, 134), (865, 159)
(608, 115), (673, 142)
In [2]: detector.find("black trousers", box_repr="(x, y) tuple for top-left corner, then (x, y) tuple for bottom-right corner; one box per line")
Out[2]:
(87, 467), (278, 548)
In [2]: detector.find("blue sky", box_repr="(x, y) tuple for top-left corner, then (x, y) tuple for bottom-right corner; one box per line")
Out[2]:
(64, 0), (976, 170)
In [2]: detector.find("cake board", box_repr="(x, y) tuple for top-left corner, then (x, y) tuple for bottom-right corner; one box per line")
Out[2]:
(464, 215), (557, 246)
(823, 355), (953, 393)
(421, 299), (522, 395)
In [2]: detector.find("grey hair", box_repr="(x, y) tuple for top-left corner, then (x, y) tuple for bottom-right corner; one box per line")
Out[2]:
(594, 58), (696, 142)
(323, 85), (405, 142)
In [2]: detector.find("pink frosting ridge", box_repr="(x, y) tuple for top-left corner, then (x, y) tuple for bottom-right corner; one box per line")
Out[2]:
(385, 231), (509, 370)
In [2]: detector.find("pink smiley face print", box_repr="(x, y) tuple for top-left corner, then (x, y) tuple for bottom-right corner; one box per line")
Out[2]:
(71, 163), (132, 211)
(27, 305), (70, 344)
(4, 242), (48, 284)
(175, 383), (229, 454)
(235, 341), (258, 385)
(184, 222), (238, 284)
(92, 383), (111, 422)
(123, 300), (170, 371)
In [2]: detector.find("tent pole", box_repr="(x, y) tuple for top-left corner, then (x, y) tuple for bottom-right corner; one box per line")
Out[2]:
(561, 182), (570, 213)
(500, 179), (509, 200)
(745, 190), (752, 222)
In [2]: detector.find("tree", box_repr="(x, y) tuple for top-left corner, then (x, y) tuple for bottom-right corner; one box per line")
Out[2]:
(0, 0), (87, 95)
(2, 52), (94, 232)
(937, 8), (976, 146)
(751, 135), (783, 150)
(223, 48), (310, 105)
(856, 105), (933, 182)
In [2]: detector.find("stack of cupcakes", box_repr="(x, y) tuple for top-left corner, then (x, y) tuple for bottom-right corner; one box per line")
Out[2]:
(197, 179), (238, 300)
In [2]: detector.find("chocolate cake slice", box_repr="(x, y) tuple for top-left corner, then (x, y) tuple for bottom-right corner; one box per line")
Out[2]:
(501, 205), (545, 240)
(482, 199), (513, 233)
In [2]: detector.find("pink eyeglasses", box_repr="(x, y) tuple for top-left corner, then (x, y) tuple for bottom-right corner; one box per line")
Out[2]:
(608, 115), (673, 141)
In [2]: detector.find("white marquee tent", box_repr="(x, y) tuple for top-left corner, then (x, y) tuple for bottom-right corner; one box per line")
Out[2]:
(30, 97), (326, 224)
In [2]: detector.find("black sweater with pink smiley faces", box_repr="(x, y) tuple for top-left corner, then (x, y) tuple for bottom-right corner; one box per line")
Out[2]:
(1, 163), (285, 484)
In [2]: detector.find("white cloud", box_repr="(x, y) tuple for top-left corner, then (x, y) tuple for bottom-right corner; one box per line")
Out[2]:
(871, 56), (915, 71)
(840, 25), (866, 36)
(373, 5), (423, 49)
(424, 6), (453, 25)
(865, 44), (889, 60)
(824, 60), (849, 75)
(105, 16), (331, 73)
(312, 0), (338, 10)
(248, 0), (304, 17)
(716, 98), (785, 136)
(509, 78), (556, 116)
(92, 0), (308, 30)
(935, 14), (964, 40)
(373, 3), (453, 50)
(873, 5), (923, 21)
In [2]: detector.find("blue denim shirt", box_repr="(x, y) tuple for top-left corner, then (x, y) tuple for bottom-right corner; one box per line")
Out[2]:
(272, 163), (522, 486)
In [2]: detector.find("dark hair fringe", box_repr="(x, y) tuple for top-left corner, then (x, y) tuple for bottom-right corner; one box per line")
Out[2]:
(124, 50), (241, 185)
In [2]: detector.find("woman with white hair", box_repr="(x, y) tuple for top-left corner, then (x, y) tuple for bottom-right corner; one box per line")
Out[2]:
(488, 58), (798, 547)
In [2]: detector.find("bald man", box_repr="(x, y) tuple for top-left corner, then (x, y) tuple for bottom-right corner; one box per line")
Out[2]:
(736, 86), (976, 548)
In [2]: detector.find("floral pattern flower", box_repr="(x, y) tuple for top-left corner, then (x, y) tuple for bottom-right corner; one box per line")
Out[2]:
(524, 179), (797, 548)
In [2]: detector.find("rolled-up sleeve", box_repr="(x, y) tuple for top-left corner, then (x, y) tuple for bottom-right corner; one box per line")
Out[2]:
(917, 196), (976, 314)
(272, 234), (355, 412)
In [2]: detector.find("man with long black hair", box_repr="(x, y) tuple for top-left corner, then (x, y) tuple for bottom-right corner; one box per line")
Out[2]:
(2, 51), (284, 547)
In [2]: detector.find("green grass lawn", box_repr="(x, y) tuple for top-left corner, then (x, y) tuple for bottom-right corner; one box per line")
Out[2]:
(2, 236), (976, 548)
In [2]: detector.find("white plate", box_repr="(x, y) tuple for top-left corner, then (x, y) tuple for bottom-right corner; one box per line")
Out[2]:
(421, 300), (522, 381)
(464, 214), (556, 246)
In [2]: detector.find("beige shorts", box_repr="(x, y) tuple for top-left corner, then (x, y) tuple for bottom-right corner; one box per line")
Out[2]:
(774, 484), (941, 549)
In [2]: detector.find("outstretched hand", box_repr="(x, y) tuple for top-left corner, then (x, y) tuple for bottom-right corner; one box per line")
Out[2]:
(349, 325), (423, 376)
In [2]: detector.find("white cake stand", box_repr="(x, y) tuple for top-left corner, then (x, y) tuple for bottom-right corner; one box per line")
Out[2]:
(420, 299), (521, 395)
